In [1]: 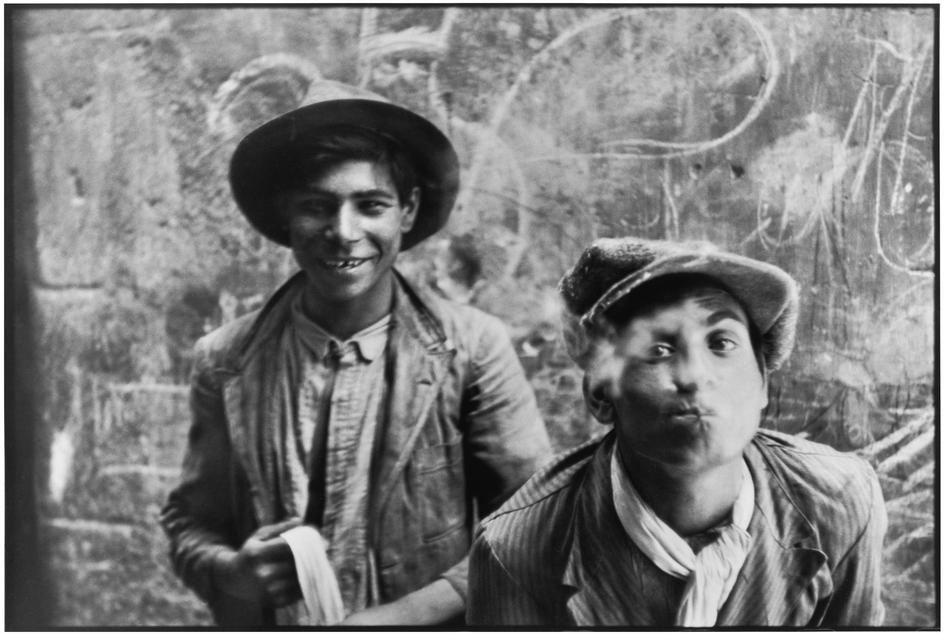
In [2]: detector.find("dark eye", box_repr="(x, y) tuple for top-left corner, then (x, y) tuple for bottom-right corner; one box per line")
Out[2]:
(648, 343), (674, 359)
(295, 198), (333, 216)
(360, 199), (392, 215)
(709, 335), (739, 352)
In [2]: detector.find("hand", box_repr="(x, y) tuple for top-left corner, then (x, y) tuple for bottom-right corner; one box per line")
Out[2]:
(213, 517), (303, 607)
(340, 602), (413, 626)
(339, 578), (464, 625)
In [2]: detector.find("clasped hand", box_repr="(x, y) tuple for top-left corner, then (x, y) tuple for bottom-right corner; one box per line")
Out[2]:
(214, 517), (303, 607)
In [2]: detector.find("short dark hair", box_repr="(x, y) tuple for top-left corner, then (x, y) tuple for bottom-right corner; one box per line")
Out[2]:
(274, 124), (419, 204)
(604, 273), (766, 372)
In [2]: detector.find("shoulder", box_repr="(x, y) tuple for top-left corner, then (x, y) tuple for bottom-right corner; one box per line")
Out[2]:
(474, 435), (608, 595)
(193, 272), (304, 372)
(192, 309), (262, 372)
(479, 435), (603, 555)
(753, 429), (879, 497)
(424, 290), (509, 339)
(401, 276), (513, 351)
(753, 430), (882, 546)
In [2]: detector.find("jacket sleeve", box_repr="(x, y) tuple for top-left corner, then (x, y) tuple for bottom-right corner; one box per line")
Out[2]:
(820, 466), (888, 626)
(440, 313), (552, 600)
(159, 337), (239, 607)
(462, 314), (552, 514)
(467, 531), (547, 625)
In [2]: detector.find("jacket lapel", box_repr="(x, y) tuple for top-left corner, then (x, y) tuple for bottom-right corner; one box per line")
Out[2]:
(370, 278), (455, 527)
(221, 274), (306, 526)
(562, 435), (832, 627)
(223, 368), (274, 525)
(716, 442), (831, 626)
(220, 272), (457, 532)
(562, 435), (668, 626)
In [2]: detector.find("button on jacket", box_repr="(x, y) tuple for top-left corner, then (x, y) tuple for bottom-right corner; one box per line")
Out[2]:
(160, 271), (551, 626)
(468, 430), (887, 627)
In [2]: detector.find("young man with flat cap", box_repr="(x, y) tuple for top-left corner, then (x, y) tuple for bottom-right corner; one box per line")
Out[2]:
(468, 237), (887, 627)
(160, 98), (551, 626)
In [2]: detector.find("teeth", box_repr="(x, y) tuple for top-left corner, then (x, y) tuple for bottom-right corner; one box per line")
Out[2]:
(324, 258), (367, 270)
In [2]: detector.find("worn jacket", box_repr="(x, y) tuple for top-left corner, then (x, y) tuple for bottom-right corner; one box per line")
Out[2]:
(468, 429), (887, 627)
(160, 271), (551, 626)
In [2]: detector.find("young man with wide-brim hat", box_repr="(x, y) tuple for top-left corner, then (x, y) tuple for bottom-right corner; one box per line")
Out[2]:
(468, 237), (886, 627)
(161, 98), (551, 626)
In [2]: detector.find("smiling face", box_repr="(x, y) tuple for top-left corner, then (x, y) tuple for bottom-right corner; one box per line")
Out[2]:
(281, 159), (418, 314)
(602, 279), (768, 477)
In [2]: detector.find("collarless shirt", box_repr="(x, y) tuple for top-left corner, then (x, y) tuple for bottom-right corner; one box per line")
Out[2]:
(276, 295), (392, 621)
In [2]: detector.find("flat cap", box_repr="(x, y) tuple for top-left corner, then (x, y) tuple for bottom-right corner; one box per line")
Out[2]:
(558, 237), (799, 371)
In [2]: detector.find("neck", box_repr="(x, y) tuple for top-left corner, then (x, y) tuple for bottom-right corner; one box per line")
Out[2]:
(299, 273), (395, 340)
(619, 447), (744, 537)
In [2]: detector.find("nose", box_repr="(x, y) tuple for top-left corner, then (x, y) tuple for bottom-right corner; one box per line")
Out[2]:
(324, 201), (360, 243)
(672, 348), (712, 394)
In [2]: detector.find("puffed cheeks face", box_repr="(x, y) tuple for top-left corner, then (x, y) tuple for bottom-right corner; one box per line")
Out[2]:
(585, 285), (768, 476)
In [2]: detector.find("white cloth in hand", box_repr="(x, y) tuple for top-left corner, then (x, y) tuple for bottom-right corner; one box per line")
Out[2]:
(280, 525), (345, 626)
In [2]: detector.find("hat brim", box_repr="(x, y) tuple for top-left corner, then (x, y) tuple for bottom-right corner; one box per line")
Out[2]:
(583, 251), (798, 337)
(229, 99), (459, 250)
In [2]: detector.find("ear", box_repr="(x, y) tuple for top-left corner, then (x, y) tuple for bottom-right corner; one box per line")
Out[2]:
(583, 375), (616, 424)
(399, 186), (420, 233)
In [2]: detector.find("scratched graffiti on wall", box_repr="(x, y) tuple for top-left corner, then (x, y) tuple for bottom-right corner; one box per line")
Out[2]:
(196, 9), (940, 625)
(16, 6), (935, 626)
(206, 6), (933, 395)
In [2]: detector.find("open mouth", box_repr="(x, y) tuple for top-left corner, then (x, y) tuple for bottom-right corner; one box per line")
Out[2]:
(320, 257), (372, 271)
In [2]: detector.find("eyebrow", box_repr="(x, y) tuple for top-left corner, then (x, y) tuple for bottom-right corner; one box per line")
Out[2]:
(705, 308), (749, 327)
(352, 189), (397, 199)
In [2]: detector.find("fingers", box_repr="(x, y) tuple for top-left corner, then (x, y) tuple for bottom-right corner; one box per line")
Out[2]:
(225, 537), (297, 605)
(256, 560), (302, 607)
(244, 534), (294, 562)
(253, 517), (304, 541)
(266, 575), (303, 607)
(232, 519), (307, 607)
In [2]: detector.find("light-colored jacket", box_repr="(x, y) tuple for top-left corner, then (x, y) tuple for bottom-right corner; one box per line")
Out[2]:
(161, 271), (551, 626)
(468, 429), (887, 627)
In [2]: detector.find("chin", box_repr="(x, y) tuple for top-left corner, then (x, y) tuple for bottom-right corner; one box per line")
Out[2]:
(323, 284), (372, 304)
(642, 443), (739, 473)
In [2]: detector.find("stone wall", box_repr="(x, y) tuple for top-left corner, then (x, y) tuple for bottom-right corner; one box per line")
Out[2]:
(9, 6), (935, 627)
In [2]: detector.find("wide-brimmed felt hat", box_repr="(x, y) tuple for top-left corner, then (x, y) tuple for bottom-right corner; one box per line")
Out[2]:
(559, 237), (799, 371)
(229, 98), (460, 250)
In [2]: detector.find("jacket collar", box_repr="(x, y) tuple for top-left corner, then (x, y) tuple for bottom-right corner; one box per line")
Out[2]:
(716, 440), (831, 626)
(367, 272), (456, 534)
(562, 434), (830, 626)
(220, 269), (456, 528)
(224, 270), (451, 370)
(223, 271), (307, 372)
(562, 434), (664, 625)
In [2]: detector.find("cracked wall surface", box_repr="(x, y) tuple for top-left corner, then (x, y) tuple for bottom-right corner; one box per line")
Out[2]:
(9, 6), (935, 627)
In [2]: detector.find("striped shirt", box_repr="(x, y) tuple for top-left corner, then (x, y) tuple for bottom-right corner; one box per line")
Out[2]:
(468, 429), (887, 626)
(275, 296), (391, 622)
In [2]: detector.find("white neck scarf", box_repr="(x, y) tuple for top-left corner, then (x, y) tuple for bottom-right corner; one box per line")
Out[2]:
(610, 446), (754, 627)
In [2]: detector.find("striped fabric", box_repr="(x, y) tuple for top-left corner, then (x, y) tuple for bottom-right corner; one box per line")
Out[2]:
(276, 301), (392, 620)
(467, 429), (887, 627)
(610, 448), (754, 626)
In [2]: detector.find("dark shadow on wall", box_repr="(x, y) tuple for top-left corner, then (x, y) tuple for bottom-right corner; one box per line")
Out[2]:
(6, 7), (53, 630)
